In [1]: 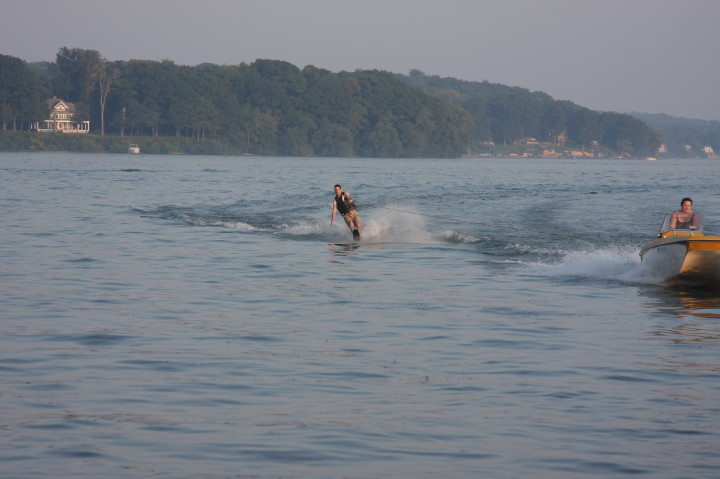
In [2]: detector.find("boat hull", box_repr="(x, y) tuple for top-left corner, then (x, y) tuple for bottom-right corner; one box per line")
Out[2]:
(640, 236), (720, 288)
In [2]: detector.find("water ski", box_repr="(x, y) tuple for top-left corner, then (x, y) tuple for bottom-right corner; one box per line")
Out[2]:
(353, 229), (361, 241)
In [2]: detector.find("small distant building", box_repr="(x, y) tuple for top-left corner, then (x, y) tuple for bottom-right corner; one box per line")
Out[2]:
(703, 146), (718, 159)
(34, 97), (90, 133)
(658, 144), (667, 154)
(569, 150), (594, 158)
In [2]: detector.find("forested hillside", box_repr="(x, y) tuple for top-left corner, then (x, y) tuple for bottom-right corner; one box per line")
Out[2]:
(398, 70), (662, 158)
(2, 50), (472, 157)
(1, 48), (667, 158)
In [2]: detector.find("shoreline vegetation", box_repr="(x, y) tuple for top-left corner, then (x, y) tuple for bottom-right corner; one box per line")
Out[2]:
(0, 131), (246, 156)
(0, 130), (610, 158)
(0, 130), (716, 160)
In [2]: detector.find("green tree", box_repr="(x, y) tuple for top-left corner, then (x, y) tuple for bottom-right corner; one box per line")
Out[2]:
(190, 96), (220, 141)
(396, 120), (426, 157)
(93, 61), (120, 135)
(52, 47), (102, 104)
(541, 101), (567, 144)
(279, 112), (316, 156)
(119, 100), (160, 137)
(600, 112), (661, 157)
(489, 96), (523, 145)
(281, 127), (314, 156)
(427, 103), (473, 157)
(253, 110), (280, 154)
(168, 101), (196, 138)
(566, 106), (601, 148)
(0, 54), (47, 130)
(366, 117), (402, 157)
(312, 123), (354, 157)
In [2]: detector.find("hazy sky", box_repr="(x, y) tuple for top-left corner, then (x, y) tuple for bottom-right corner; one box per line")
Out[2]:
(3, 0), (719, 120)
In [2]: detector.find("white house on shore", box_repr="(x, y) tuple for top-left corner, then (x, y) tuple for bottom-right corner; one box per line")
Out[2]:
(33, 97), (90, 133)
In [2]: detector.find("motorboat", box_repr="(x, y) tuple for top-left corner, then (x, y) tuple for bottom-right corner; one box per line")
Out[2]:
(128, 143), (141, 154)
(640, 212), (720, 289)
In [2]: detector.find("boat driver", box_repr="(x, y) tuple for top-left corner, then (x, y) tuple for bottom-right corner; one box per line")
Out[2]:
(670, 197), (699, 229)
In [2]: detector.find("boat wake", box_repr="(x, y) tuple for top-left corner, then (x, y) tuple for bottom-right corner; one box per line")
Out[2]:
(316, 206), (449, 244)
(135, 203), (672, 288)
(133, 203), (453, 245)
(522, 244), (664, 286)
(133, 205), (264, 231)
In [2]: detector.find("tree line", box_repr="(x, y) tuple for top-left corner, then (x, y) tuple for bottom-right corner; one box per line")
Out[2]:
(2, 48), (664, 158)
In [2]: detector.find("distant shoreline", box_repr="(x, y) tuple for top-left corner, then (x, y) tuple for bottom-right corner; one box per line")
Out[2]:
(1, 131), (715, 160)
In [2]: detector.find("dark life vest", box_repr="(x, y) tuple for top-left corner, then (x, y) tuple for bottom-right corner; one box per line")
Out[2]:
(675, 213), (696, 229)
(335, 193), (355, 215)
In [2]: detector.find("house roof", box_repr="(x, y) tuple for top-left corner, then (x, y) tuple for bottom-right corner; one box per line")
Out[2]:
(46, 96), (76, 112)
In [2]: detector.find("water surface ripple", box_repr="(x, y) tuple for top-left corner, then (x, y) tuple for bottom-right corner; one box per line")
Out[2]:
(1, 152), (719, 478)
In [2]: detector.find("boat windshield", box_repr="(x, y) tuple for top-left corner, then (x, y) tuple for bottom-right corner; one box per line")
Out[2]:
(659, 211), (703, 234)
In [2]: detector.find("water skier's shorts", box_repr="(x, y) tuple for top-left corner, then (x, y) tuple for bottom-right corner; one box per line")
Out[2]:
(343, 210), (359, 223)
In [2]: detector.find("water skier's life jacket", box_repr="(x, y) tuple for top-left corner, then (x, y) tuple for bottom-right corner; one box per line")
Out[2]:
(335, 193), (356, 216)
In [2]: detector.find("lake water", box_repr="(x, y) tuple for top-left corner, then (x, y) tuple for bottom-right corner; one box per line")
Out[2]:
(1, 152), (719, 478)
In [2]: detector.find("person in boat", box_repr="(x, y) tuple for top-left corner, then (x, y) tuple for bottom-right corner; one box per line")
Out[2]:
(331, 184), (361, 239)
(670, 197), (699, 229)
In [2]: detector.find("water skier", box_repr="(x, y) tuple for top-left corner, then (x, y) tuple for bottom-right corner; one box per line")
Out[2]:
(331, 184), (361, 240)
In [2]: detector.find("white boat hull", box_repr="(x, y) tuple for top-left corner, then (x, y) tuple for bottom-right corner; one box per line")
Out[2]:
(640, 241), (688, 281)
(640, 236), (720, 288)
